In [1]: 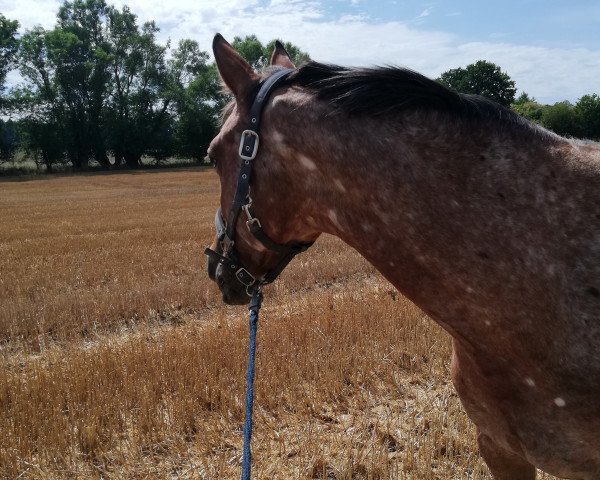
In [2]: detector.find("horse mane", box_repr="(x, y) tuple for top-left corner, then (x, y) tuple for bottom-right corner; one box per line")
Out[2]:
(288, 61), (528, 126)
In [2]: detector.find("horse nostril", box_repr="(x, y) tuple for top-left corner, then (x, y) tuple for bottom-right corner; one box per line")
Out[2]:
(217, 277), (225, 288)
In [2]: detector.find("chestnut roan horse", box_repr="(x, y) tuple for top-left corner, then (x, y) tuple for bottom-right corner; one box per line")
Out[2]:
(205, 34), (600, 480)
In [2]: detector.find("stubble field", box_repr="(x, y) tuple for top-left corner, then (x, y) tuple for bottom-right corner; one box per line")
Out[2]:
(0, 168), (557, 479)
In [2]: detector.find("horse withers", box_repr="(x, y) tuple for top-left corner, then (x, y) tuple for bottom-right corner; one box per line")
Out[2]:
(205, 34), (600, 480)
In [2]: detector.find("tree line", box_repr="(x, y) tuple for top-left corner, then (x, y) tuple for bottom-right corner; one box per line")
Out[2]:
(438, 60), (600, 140)
(0, 1), (308, 173)
(1, 2), (599, 174)
(1, 2), (220, 171)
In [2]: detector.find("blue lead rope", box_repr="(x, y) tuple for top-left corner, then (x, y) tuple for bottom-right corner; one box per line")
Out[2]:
(241, 288), (263, 480)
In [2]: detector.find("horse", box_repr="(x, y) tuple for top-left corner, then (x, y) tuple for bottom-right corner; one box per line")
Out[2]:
(205, 34), (600, 480)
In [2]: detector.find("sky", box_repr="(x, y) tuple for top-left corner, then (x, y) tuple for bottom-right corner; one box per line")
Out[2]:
(2, 0), (600, 104)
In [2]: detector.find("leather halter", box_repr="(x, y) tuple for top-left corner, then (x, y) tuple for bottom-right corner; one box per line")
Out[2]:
(205, 68), (313, 295)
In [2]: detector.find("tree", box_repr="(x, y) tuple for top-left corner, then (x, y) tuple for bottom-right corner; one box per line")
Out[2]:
(15, 27), (68, 171)
(50, 0), (113, 168)
(232, 35), (266, 70)
(511, 92), (545, 123)
(9, 1), (313, 173)
(575, 94), (600, 140)
(0, 119), (19, 164)
(15, 0), (217, 171)
(0, 15), (20, 164)
(0, 14), (19, 102)
(265, 39), (310, 67)
(541, 101), (580, 137)
(232, 35), (310, 70)
(104, 9), (171, 168)
(172, 35), (310, 162)
(14, 1), (115, 170)
(438, 60), (517, 107)
(169, 43), (222, 162)
(104, 6), (220, 167)
(21, 116), (66, 172)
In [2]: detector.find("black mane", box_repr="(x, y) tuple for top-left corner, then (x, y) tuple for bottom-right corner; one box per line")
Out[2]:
(289, 61), (523, 124)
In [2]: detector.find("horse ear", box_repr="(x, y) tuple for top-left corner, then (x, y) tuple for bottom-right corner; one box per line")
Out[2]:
(270, 40), (296, 68)
(213, 33), (259, 100)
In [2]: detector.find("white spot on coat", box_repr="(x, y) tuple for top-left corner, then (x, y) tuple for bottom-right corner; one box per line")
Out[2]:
(554, 397), (566, 407)
(333, 178), (347, 192)
(272, 131), (286, 147)
(524, 377), (536, 387)
(298, 154), (317, 171)
(328, 209), (344, 232)
(271, 96), (285, 107)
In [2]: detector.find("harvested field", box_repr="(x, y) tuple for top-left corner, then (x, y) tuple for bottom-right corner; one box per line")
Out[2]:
(0, 168), (558, 479)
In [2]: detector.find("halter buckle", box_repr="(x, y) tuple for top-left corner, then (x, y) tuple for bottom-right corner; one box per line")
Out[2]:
(239, 130), (260, 160)
(236, 267), (256, 287)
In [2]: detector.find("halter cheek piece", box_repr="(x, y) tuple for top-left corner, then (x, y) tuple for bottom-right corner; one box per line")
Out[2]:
(204, 68), (313, 295)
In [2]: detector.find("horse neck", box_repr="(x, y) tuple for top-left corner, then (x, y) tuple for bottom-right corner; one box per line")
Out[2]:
(264, 104), (567, 330)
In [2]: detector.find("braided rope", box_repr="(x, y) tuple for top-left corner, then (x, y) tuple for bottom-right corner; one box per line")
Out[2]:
(241, 288), (263, 480)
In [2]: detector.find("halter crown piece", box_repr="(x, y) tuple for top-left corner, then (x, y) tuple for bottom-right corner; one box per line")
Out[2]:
(205, 68), (313, 295)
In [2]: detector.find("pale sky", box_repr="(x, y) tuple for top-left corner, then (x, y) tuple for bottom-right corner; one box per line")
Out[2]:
(2, 0), (600, 104)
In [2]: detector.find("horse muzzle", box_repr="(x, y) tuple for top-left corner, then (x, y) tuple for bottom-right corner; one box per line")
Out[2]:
(206, 238), (252, 305)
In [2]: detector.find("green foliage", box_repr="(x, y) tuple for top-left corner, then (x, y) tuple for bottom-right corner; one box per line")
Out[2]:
(51, 0), (113, 168)
(511, 93), (545, 123)
(12, 0), (222, 171)
(104, 12), (172, 167)
(232, 35), (310, 70)
(0, 119), (19, 163)
(438, 60), (517, 107)
(21, 117), (66, 172)
(0, 14), (19, 97)
(232, 35), (266, 70)
(575, 94), (600, 140)
(511, 93), (600, 139)
(513, 92), (534, 104)
(16, 27), (53, 94)
(172, 61), (222, 162)
(13, 28), (66, 171)
(2, 10), (314, 174)
(540, 101), (580, 137)
(512, 101), (545, 123)
(265, 39), (310, 66)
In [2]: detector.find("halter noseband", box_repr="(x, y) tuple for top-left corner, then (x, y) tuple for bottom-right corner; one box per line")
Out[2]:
(204, 68), (313, 295)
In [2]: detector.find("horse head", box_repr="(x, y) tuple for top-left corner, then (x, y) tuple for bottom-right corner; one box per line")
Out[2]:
(206, 35), (319, 305)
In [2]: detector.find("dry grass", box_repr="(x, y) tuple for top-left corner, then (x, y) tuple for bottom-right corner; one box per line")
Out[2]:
(0, 169), (558, 479)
